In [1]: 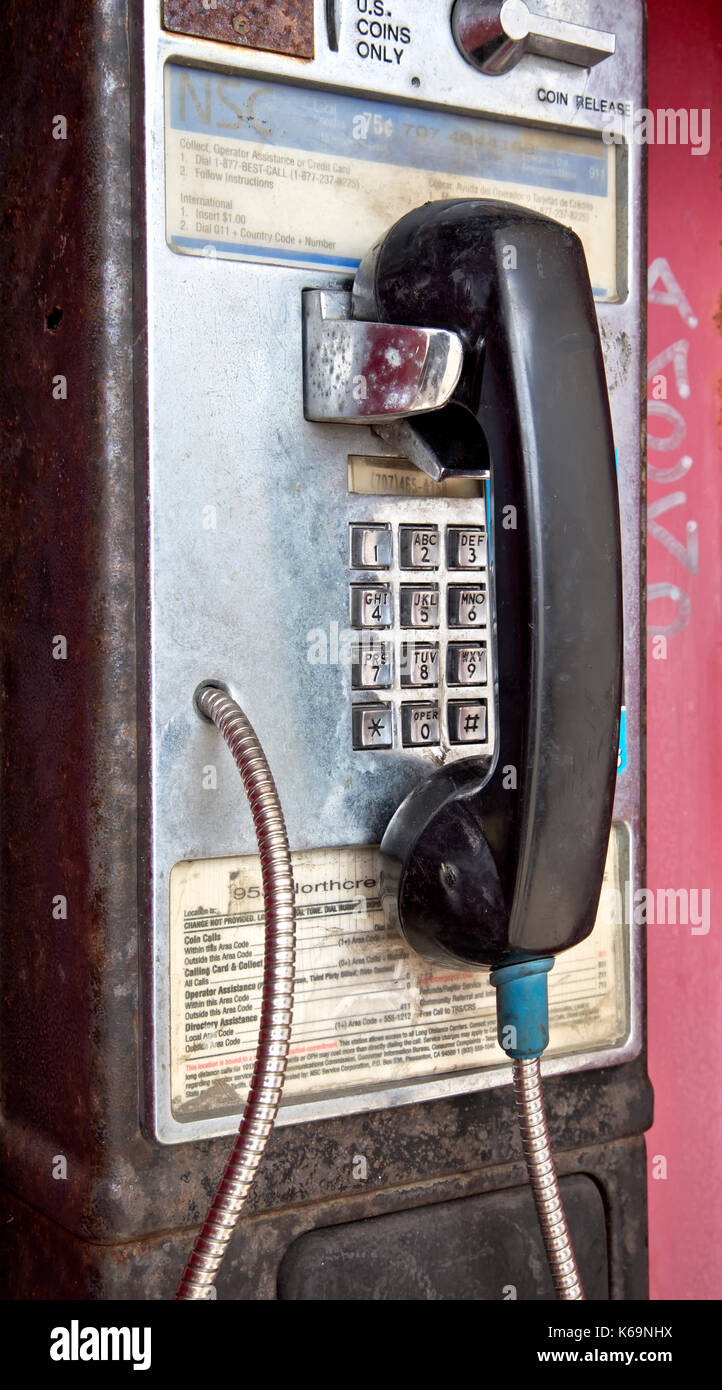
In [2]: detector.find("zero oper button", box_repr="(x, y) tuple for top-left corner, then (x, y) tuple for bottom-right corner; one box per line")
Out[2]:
(350, 523), (392, 569)
(447, 642), (487, 685)
(400, 585), (440, 628)
(399, 525), (440, 569)
(350, 584), (392, 628)
(448, 585), (486, 627)
(352, 704), (393, 749)
(448, 701), (488, 744)
(447, 526), (486, 569)
(401, 704), (440, 747)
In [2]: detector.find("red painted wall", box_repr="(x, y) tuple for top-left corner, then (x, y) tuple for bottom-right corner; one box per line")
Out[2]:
(646, 0), (722, 1301)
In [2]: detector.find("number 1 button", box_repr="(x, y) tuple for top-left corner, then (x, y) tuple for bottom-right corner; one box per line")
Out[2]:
(350, 524), (392, 569)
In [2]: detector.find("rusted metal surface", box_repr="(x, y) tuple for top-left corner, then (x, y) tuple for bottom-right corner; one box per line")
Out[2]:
(162, 0), (314, 59)
(0, 0), (140, 1241)
(0, 1134), (648, 1299)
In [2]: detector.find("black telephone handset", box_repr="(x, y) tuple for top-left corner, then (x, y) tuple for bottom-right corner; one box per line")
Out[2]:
(357, 200), (622, 970)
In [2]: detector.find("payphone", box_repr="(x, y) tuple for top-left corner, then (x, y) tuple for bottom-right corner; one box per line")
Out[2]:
(0, 0), (649, 1301)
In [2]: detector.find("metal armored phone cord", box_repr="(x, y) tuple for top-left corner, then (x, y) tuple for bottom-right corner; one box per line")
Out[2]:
(490, 959), (584, 1300)
(512, 1057), (584, 1299)
(176, 685), (296, 1301)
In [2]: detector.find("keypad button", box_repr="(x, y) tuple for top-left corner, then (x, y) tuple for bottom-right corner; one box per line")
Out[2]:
(400, 642), (440, 688)
(447, 642), (488, 686)
(401, 703), (440, 747)
(447, 526), (486, 569)
(350, 524), (392, 569)
(448, 584), (487, 627)
(448, 701), (488, 744)
(352, 640), (392, 689)
(350, 584), (392, 629)
(400, 585), (440, 628)
(399, 525), (440, 569)
(352, 704), (393, 749)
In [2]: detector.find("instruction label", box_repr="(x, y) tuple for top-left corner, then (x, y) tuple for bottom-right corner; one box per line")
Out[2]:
(164, 65), (618, 298)
(170, 832), (628, 1121)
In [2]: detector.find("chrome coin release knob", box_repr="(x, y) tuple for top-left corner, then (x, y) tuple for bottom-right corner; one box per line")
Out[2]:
(452, 0), (615, 75)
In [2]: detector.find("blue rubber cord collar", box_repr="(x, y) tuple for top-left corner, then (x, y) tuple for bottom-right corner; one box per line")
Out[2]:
(489, 957), (555, 1060)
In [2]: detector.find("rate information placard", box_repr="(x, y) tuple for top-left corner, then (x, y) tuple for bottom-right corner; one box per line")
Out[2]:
(164, 65), (618, 297)
(170, 833), (628, 1122)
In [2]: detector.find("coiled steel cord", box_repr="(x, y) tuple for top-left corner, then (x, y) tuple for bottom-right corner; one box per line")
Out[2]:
(176, 686), (296, 1300)
(512, 1056), (584, 1300)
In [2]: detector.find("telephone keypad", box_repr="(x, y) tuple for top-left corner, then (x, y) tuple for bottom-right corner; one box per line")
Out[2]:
(448, 701), (488, 744)
(400, 643), (440, 688)
(350, 584), (392, 628)
(400, 585), (440, 629)
(349, 515), (492, 753)
(402, 704), (440, 747)
(352, 704), (393, 749)
(399, 525), (439, 569)
(447, 526), (486, 569)
(350, 524), (392, 569)
(352, 641), (392, 689)
(447, 642), (487, 686)
(448, 585), (487, 627)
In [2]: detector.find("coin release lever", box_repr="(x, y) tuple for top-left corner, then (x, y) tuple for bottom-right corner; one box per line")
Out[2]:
(452, 0), (615, 76)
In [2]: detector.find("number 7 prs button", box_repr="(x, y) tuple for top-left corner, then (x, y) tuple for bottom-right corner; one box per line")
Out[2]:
(352, 641), (392, 689)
